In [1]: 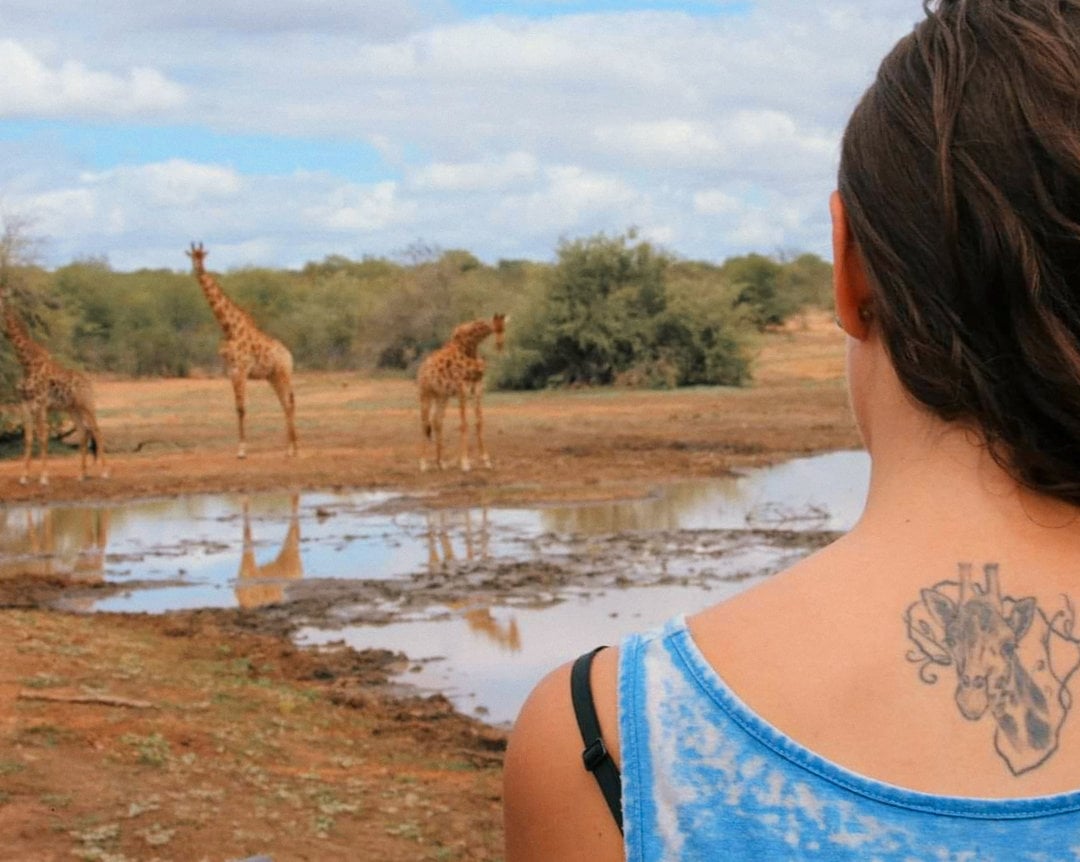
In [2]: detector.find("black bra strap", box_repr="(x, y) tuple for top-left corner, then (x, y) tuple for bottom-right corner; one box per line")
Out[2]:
(570, 646), (624, 834)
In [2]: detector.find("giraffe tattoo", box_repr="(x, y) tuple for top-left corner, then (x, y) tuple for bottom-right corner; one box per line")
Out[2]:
(0, 283), (108, 485)
(417, 314), (506, 472)
(905, 563), (1080, 775)
(186, 242), (298, 459)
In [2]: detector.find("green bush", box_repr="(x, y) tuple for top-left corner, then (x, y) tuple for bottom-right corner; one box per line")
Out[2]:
(496, 232), (754, 390)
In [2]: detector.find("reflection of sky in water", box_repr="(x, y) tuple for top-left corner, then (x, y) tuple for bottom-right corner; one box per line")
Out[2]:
(0, 448), (869, 617)
(298, 579), (764, 726)
(539, 449), (869, 534)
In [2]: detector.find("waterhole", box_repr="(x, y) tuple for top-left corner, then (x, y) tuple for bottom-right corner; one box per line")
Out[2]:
(1, 449), (869, 724)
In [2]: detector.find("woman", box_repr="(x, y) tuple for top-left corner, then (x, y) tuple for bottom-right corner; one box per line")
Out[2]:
(504, 1), (1080, 858)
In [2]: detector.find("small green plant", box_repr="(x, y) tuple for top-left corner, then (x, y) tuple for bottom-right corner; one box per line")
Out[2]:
(120, 733), (170, 767)
(21, 673), (65, 689)
(19, 724), (64, 747)
(136, 823), (175, 847)
(385, 820), (423, 841)
(69, 822), (124, 861)
(41, 793), (72, 810)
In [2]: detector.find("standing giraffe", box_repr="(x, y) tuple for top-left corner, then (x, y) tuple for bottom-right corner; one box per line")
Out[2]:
(417, 314), (506, 472)
(186, 242), (298, 459)
(0, 283), (108, 485)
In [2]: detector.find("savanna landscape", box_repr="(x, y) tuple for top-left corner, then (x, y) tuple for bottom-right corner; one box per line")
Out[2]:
(0, 231), (858, 861)
(0, 314), (857, 862)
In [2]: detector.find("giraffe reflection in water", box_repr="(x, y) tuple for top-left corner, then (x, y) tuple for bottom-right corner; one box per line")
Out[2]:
(0, 506), (109, 584)
(234, 494), (303, 608)
(426, 508), (521, 653)
(0, 509), (108, 617)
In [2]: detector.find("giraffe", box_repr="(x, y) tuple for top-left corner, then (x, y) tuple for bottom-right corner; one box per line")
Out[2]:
(0, 283), (108, 485)
(907, 562), (1080, 775)
(235, 493), (303, 608)
(185, 242), (298, 459)
(417, 314), (506, 472)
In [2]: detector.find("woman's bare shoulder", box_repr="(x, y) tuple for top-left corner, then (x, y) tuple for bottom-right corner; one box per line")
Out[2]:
(503, 648), (623, 862)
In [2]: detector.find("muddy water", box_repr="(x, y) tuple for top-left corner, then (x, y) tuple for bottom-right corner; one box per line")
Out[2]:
(0, 449), (869, 724)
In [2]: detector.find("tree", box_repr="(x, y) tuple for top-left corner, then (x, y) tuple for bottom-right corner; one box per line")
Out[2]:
(724, 253), (798, 330)
(778, 252), (834, 309)
(498, 231), (752, 389)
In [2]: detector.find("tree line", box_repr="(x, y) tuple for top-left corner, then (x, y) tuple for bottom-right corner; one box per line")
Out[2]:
(0, 230), (832, 405)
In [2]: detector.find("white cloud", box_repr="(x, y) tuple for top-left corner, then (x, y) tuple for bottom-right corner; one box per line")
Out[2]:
(14, 188), (98, 236)
(493, 164), (643, 237)
(304, 180), (417, 231)
(0, 40), (187, 118)
(81, 160), (243, 206)
(0, 0), (437, 40)
(409, 151), (539, 192)
(594, 120), (725, 166)
(693, 189), (741, 216)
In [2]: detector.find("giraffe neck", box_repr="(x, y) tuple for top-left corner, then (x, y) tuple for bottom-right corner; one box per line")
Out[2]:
(196, 271), (245, 338)
(2, 305), (48, 371)
(451, 321), (494, 357)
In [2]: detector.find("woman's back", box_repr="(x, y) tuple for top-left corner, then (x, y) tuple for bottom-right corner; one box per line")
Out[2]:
(504, 1), (1080, 857)
(621, 615), (1080, 860)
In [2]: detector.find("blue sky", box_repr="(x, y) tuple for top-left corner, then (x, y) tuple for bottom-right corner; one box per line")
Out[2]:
(0, 0), (919, 270)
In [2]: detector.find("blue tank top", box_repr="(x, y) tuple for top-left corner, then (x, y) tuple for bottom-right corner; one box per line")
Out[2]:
(617, 615), (1080, 860)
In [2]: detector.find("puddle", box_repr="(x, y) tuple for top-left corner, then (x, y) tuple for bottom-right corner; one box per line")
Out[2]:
(0, 449), (870, 724)
(298, 580), (764, 726)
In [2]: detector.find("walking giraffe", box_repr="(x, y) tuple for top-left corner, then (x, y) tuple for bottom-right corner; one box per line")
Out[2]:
(186, 242), (298, 459)
(417, 314), (506, 472)
(0, 281), (108, 485)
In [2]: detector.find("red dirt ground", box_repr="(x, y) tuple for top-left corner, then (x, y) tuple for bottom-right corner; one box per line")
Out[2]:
(0, 312), (856, 861)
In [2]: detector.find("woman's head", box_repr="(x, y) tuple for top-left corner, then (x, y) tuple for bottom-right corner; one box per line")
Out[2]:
(839, 0), (1080, 503)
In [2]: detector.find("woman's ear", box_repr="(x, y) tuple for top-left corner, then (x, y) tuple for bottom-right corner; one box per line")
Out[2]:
(830, 191), (873, 340)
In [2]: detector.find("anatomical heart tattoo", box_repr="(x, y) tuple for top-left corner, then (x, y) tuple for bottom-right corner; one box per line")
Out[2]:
(905, 563), (1080, 775)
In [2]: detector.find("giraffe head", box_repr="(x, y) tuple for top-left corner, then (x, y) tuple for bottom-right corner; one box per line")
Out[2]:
(922, 563), (1036, 720)
(186, 241), (208, 274)
(492, 313), (507, 352)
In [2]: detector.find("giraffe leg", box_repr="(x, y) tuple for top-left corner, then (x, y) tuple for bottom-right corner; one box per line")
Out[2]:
(19, 402), (33, 485)
(269, 371), (298, 458)
(75, 403), (108, 481)
(230, 370), (248, 459)
(419, 391), (433, 472)
(426, 513), (440, 572)
(439, 510), (455, 562)
(84, 411), (109, 479)
(473, 385), (492, 469)
(34, 407), (49, 486)
(457, 389), (471, 472)
(432, 398), (448, 470)
(73, 415), (89, 480)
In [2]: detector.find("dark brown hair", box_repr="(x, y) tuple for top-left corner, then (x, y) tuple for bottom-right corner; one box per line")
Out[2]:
(839, 0), (1080, 503)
